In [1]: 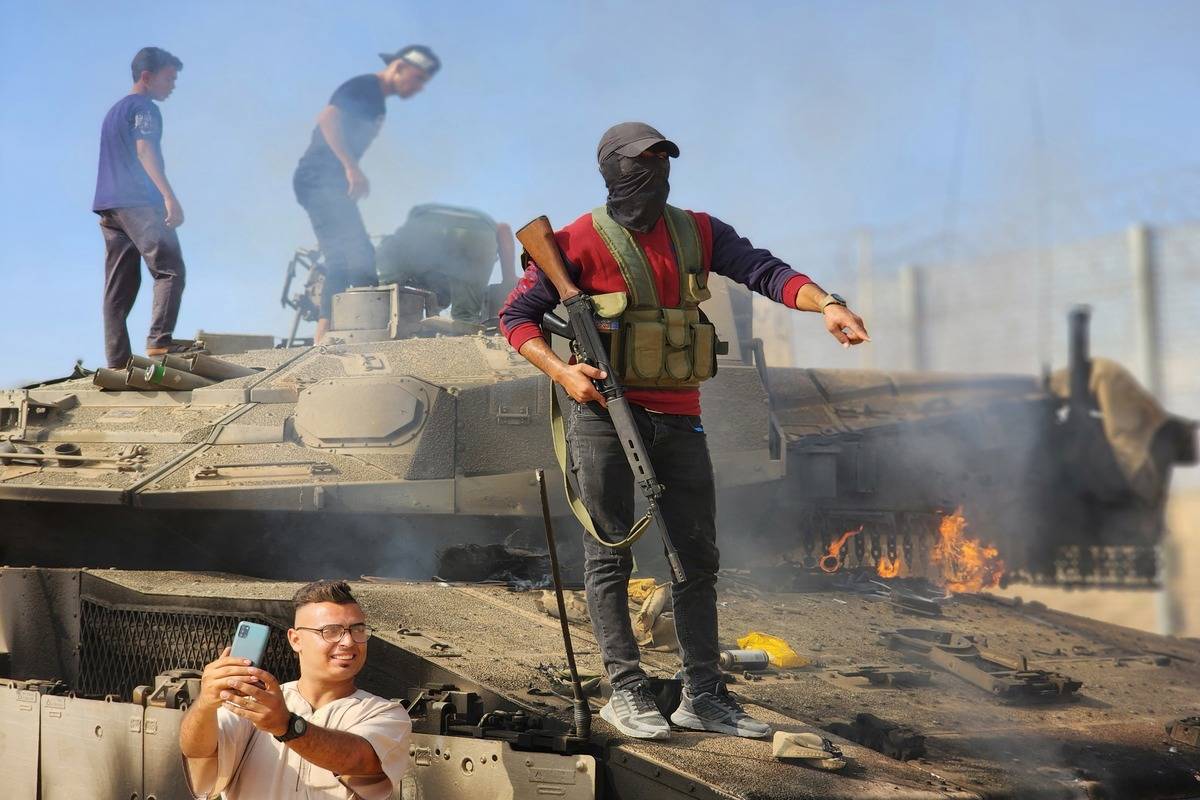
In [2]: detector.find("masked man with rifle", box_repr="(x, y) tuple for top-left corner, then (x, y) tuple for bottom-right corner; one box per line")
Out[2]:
(499, 122), (869, 741)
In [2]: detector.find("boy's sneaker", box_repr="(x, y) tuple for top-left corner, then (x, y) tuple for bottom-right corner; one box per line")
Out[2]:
(146, 339), (205, 357)
(599, 683), (671, 740)
(670, 686), (772, 738)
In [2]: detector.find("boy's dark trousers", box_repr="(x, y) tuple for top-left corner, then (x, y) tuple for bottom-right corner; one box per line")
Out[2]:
(98, 205), (186, 368)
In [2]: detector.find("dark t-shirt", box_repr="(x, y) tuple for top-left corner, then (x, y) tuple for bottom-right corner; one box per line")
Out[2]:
(93, 93), (164, 211)
(294, 74), (386, 191)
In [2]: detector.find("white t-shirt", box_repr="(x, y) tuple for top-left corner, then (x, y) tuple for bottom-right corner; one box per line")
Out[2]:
(184, 681), (412, 799)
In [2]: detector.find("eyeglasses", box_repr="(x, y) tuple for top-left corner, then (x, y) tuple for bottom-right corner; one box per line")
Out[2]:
(295, 623), (374, 643)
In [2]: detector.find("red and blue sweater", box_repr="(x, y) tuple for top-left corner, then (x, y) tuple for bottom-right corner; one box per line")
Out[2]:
(499, 210), (812, 415)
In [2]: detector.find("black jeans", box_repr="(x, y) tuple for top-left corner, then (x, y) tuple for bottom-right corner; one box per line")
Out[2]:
(98, 206), (186, 368)
(566, 400), (722, 695)
(294, 178), (377, 319)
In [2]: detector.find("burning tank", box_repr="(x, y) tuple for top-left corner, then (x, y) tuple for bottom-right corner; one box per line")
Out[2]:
(1, 261), (1198, 798)
(0, 263), (1193, 588)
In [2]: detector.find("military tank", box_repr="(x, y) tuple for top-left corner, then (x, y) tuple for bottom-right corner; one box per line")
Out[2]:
(0, 265), (1193, 587)
(1, 256), (1198, 798)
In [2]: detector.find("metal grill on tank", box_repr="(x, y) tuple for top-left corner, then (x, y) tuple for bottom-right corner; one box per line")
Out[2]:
(77, 599), (298, 700)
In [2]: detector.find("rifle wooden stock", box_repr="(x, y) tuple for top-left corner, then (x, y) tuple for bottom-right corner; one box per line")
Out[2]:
(516, 216), (580, 301)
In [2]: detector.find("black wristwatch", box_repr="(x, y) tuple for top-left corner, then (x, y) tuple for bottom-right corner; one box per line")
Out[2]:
(274, 712), (309, 743)
(820, 292), (848, 312)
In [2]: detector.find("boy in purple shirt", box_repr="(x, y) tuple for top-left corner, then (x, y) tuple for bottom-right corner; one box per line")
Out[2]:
(93, 46), (188, 368)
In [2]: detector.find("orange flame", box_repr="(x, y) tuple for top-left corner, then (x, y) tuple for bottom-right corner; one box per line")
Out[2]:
(876, 557), (902, 579)
(819, 526), (863, 573)
(931, 507), (1004, 593)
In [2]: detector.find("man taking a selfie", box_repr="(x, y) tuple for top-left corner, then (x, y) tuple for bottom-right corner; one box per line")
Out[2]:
(179, 580), (411, 798)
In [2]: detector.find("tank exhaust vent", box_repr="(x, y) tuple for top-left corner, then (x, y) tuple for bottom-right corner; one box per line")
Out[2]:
(78, 598), (298, 700)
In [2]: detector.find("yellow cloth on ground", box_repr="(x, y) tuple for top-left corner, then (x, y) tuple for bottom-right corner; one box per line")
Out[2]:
(627, 577), (660, 604)
(737, 632), (811, 668)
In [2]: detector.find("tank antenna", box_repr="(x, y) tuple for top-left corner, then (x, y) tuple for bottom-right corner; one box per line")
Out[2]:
(536, 468), (592, 740)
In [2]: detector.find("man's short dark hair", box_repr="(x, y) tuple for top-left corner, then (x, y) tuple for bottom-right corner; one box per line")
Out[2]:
(292, 580), (357, 611)
(131, 47), (183, 82)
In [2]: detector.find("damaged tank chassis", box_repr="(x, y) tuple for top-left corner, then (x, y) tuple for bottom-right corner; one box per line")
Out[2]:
(1, 279), (1193, 585)
(1, 274), (1197, 799)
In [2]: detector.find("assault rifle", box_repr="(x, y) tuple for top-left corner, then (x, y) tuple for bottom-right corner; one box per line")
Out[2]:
(516, 216), (687, 583)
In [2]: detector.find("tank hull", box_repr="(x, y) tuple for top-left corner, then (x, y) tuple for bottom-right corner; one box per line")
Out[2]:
(3, 566), (1199, 799)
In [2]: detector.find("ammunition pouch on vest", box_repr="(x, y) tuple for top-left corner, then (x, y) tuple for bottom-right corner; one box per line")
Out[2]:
(590, 205), (721, 388)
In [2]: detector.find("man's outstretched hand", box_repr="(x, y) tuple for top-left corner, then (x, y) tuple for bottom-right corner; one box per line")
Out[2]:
(823, 305), (870, 348)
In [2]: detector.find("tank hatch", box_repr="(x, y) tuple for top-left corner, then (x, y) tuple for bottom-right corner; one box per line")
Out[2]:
(294, 376), (428, 447)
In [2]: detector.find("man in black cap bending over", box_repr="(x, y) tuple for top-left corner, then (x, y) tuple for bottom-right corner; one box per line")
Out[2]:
(293, 46), (440, 342)
(500, 122), (869, 741)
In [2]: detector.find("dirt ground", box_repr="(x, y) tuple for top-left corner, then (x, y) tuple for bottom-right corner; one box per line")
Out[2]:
(996, 487), (1200, 638)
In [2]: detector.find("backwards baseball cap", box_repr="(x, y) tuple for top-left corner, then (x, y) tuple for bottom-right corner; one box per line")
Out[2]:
(596, 121), (680, 164)
(379, 44), (441, 76)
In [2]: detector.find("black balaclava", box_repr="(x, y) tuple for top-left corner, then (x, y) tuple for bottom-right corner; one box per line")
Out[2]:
(600, 152), (670, 234)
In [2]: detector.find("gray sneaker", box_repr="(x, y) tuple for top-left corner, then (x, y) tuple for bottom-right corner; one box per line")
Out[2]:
(670, 687), (772, 738)
(600, 684), (671, 740)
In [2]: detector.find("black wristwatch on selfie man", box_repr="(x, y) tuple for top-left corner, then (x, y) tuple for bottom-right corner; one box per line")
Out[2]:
(275, 712), (309, 743)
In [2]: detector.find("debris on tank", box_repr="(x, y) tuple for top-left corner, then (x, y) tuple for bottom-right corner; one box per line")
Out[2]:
(626, 577), (659, 604)
(834, 665), (931, 687)
(881, 627), (1083, 701)
(92, 351), (258, 392)
(533, 589), (589, 624)
(435, 542), (550, 584)
(632, 582), (677, 652)
(825, 712), (926, 761)
(1167, 717), (1200, 750)
(534, 662), (602, 699)
(737, 631), (810, 668)
(771, 731), (846, 770)
(719, 648), (771, 671)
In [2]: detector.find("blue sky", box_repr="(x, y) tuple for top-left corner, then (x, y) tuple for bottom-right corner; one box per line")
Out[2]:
(0, 0), (1196, 384)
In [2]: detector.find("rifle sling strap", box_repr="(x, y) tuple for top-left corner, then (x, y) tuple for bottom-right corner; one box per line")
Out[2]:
(551, 384), (653, 549)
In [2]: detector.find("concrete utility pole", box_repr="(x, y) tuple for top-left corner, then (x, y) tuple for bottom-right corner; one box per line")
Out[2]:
(1126, 222), (1178, 636)
(1128, 224), (1162, 397)
(899, 264), (926, 371)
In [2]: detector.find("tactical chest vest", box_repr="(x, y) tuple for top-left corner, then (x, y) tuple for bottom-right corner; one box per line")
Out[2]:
(589, 205), (719, 388)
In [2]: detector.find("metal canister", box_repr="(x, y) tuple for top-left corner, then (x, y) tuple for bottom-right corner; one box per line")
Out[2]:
(143, 363), (215, 390)
(188, 353), (258, 380)
(126, 355), (157, 371)
(718, 649), (771, 671)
